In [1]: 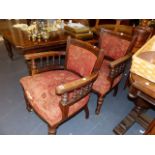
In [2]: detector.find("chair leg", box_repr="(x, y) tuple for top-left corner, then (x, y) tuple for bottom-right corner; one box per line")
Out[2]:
(95, 95), (104, 115)
(124, 73), (130, 89)
(84, 104), (89, 119)
(48, 125), (57, 135)
(113, 84), (118, 96)
(24, 94), (33, 112)
(26, 102), (33, 112)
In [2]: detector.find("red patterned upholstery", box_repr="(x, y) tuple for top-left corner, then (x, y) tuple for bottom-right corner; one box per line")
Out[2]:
(67, 44), (97, 76)
(20, 70), (89, 126)
(100, 33), (130, 60)
(93, 60), (121, 95)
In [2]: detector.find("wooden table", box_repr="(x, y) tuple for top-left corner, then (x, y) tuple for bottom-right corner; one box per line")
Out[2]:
(113, 73), (155, 135)
(0, 22), (96, 60)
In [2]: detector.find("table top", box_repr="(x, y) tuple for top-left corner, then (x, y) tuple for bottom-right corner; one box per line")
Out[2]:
(130, 73), (155, 99)
(0, 26), (68, 51)
(0, 22), (95, 52)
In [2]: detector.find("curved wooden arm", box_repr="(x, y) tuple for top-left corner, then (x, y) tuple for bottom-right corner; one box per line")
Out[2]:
(56, 72), (98, 95)
(109, 53), (132, 68)
(56, 72), (98, 119)
(108, 53), (132, 79)
(24, 51), (66, 75)
(24, 51), (66, 60)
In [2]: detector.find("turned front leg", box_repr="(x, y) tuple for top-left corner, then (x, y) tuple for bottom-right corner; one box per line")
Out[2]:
(48, 125), (57, 135)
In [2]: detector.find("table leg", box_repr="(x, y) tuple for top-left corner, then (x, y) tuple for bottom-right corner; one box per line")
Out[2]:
(3, 38), (13, 60)
(113, 97), (150, 135)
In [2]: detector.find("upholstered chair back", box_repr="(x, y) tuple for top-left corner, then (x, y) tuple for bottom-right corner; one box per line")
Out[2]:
(66, 38), (98, 77)
(99, 29), (130, 60)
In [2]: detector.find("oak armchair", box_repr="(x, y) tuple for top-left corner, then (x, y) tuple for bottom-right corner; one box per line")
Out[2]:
(92, 28), (138, 115)
(20, 37), (104, 134)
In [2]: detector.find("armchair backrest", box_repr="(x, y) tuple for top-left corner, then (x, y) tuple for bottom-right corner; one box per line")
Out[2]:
(99, 28), (134, 60)
(65, 37), (103, 77)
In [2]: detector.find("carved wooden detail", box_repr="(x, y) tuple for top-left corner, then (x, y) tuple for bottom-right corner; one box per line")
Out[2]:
(109, 63), (126, 79)
(60, 83), (92, 107)
(25, 51), (66, 75)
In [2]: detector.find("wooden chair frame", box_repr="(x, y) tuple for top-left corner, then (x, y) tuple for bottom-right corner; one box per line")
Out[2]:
(22, 37), (104, 134)
(94, 28), (138, 114)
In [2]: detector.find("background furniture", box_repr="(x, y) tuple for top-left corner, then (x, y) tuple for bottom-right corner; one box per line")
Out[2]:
(93, 19), (154, 50)
(92, 28), (138, 115)
(131, 25), (153, 53)
(113, 73), (155, 135)
(145, 119), (155, 135)
(123, 25), (153, 89)
(65, 19), (89, 26)
(93, 19), (137, 38)
(0, 20), (96, 60)
(20, 37), (104, 134)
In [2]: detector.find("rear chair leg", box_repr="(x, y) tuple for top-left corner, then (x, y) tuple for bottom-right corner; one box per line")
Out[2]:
(124, 73), (130, 89)
(96, 96), (104, 115)
(113, 84), (118, 96)
(84, 105), (89, 119)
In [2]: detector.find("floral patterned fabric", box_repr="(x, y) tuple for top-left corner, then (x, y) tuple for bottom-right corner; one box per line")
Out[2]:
(93, 60), (122, 96)
(67, 44), (97, 76)
(20, 70), (89, 126)
(100, 33), (130, 60)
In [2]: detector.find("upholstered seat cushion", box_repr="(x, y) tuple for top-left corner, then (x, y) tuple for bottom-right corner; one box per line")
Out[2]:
(20, 70), (89, 126)
(93, 60), (121, 96)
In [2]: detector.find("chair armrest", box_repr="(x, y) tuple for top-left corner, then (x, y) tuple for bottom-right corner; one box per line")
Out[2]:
(56, 72), (98, 105)
(55, 72), (98, 119)
(109, 53), (132, 68)
(24, 51), (66, 60)
(109, 53), (132, 79)
(24, 51), (66, 75)
(56, 72), (98, 95)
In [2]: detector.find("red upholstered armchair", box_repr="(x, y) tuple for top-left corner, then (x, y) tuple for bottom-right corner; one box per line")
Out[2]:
(93, 28), (138, 115)
(20, 37), (104, 134)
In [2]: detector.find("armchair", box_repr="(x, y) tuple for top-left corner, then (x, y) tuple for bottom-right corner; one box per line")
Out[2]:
(20, 37), (104, 134)
(92, 28), (138, 115)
